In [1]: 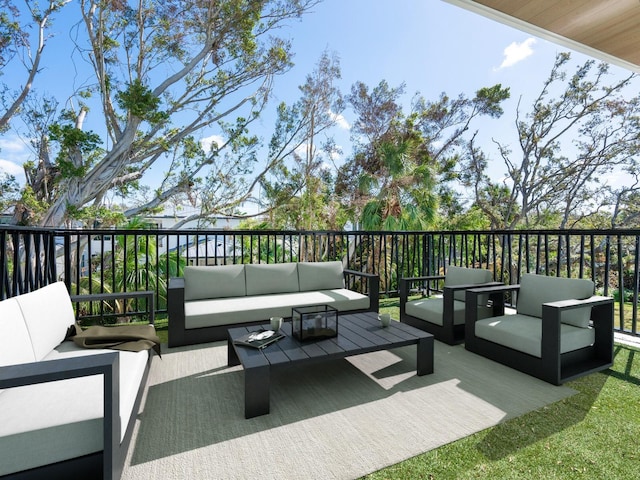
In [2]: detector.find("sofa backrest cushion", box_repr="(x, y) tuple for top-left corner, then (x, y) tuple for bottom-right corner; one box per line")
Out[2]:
(183, 265), (246, 301)
(245, 263), (300, 296)
(445, 266), (492, 302)
(14, 282), (75, 361)
(0, 297), (37, 367)
(517, 274), (594, 328)
(298, 261), (345, 292)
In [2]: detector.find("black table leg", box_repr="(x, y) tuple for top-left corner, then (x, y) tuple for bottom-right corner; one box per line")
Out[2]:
(227, 337), (240, 366)
(245, 363), (270, 418)
(416, 335), (434, 376)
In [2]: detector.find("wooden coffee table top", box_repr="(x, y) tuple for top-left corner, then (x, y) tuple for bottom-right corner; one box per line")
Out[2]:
(228, 310), (434, 418)
(228, 310), (432, 369)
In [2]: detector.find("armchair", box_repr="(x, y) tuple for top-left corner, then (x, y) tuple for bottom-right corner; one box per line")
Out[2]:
(465, 273), (614, 385)
(399, 266), (499, 344)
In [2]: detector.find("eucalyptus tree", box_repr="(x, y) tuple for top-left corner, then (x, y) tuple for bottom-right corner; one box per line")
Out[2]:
(8, 0), (319, 226)
(461, 53), (640, 229)
(0, 1), (70, 132)
(259, 50), (345, 230)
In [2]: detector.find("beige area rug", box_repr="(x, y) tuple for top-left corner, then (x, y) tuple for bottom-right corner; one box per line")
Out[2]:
(122, 340), (575, 480)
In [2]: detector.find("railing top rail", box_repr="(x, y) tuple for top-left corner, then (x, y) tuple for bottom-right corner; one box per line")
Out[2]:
(3, 225), (640, 236)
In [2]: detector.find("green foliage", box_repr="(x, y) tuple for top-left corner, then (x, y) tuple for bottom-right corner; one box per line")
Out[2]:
(65, 204), (126, 227)
(0, 171), (19, 212)
(14, 186), (47, 225)
(48, 123), (102, 179)
(115, 79), (168, 124)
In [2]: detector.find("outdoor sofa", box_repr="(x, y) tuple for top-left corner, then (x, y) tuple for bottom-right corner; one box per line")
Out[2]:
(0, 282), (156, 480)
(399, 266), (499, 344)
(464, 273), (614, 385)
(168, 261), (380, 347)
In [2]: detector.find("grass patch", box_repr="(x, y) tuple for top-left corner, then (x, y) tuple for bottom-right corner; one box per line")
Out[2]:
(361, 297), (640, 479)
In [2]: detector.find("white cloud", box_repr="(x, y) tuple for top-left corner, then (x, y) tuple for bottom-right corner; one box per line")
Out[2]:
(200, 134), (225, 153)
(0, 159), (24, 177)
(329, 111), (350, 130)
(496, 38), (537, 70)
(0, 137), (27, 153)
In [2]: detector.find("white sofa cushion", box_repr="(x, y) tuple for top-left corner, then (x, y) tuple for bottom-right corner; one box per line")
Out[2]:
(184, 264), (246, 301)
(445, 266), (492, 302)
(0, 298), (36, 367)
(0, 343), (149, 476)
(185, 289), (369, 329)
(14, 282), (75, 361)
(298, 261), (345, 291)
(517, 274), (594, 328)
(474, 313), (595, 358)
(405, 297), (493, 326)
(245, 263), (300, 296)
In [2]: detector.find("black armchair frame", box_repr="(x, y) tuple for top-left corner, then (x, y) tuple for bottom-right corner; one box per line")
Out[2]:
(168, 268), (379, 348)
(399, 275), (501, 345)
(465, 284), (614, 385)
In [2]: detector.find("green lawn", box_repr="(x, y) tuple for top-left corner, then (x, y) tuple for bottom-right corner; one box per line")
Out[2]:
(154, 300), (639, 479)
(361, 298), (640, 479)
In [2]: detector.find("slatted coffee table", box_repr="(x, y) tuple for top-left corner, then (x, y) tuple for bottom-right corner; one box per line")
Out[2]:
(227, 311), (434, 418)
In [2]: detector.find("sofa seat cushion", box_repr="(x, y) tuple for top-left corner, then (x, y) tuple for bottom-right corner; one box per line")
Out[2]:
(405, 297), (492, 326)
(184, 289), (370, 329)
(0, 344), (149, 476)
(474, 314), (596, 358)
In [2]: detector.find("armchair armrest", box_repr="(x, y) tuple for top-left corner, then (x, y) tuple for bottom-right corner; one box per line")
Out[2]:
(466, 284), (521, 325)
(168, 277), (186, 348)
(443, 281), (503, 293)
(344, 269), (379, 312)
(541, 295), (614, 362)
(71, 290), (155, 325)
(0, 353), (120, 479)
(399, 275), (446, 308)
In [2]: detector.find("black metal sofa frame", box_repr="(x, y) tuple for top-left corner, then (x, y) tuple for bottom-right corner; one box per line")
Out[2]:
(168, 268), (379, 347)
(0, 290), (155, 480)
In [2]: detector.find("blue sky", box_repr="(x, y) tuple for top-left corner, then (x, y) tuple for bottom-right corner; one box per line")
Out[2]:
(1, 0), (636, 196)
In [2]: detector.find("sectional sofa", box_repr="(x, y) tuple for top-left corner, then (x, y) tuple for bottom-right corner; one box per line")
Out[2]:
(168, 261), (380, 347)
(0, 282), (155, 479)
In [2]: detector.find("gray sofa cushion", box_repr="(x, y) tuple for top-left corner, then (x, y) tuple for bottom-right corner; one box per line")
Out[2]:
(0, 343), (148, 476)
(517, 274), (594, 328)
(298, 261), (345, 291)
(183, 264), (246, 301)
(475, 313), (595, 358)
(245, 263), (300, 296)
(185, 289), (369, 329)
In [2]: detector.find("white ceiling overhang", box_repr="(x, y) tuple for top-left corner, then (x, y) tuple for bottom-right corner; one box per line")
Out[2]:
(444, 0), (640, 74)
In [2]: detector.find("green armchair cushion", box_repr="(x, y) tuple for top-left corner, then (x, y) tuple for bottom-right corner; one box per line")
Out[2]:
(517, 274), (594, 328)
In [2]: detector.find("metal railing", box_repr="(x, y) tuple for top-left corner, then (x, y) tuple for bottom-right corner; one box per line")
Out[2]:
(1, 225), (638, 336)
